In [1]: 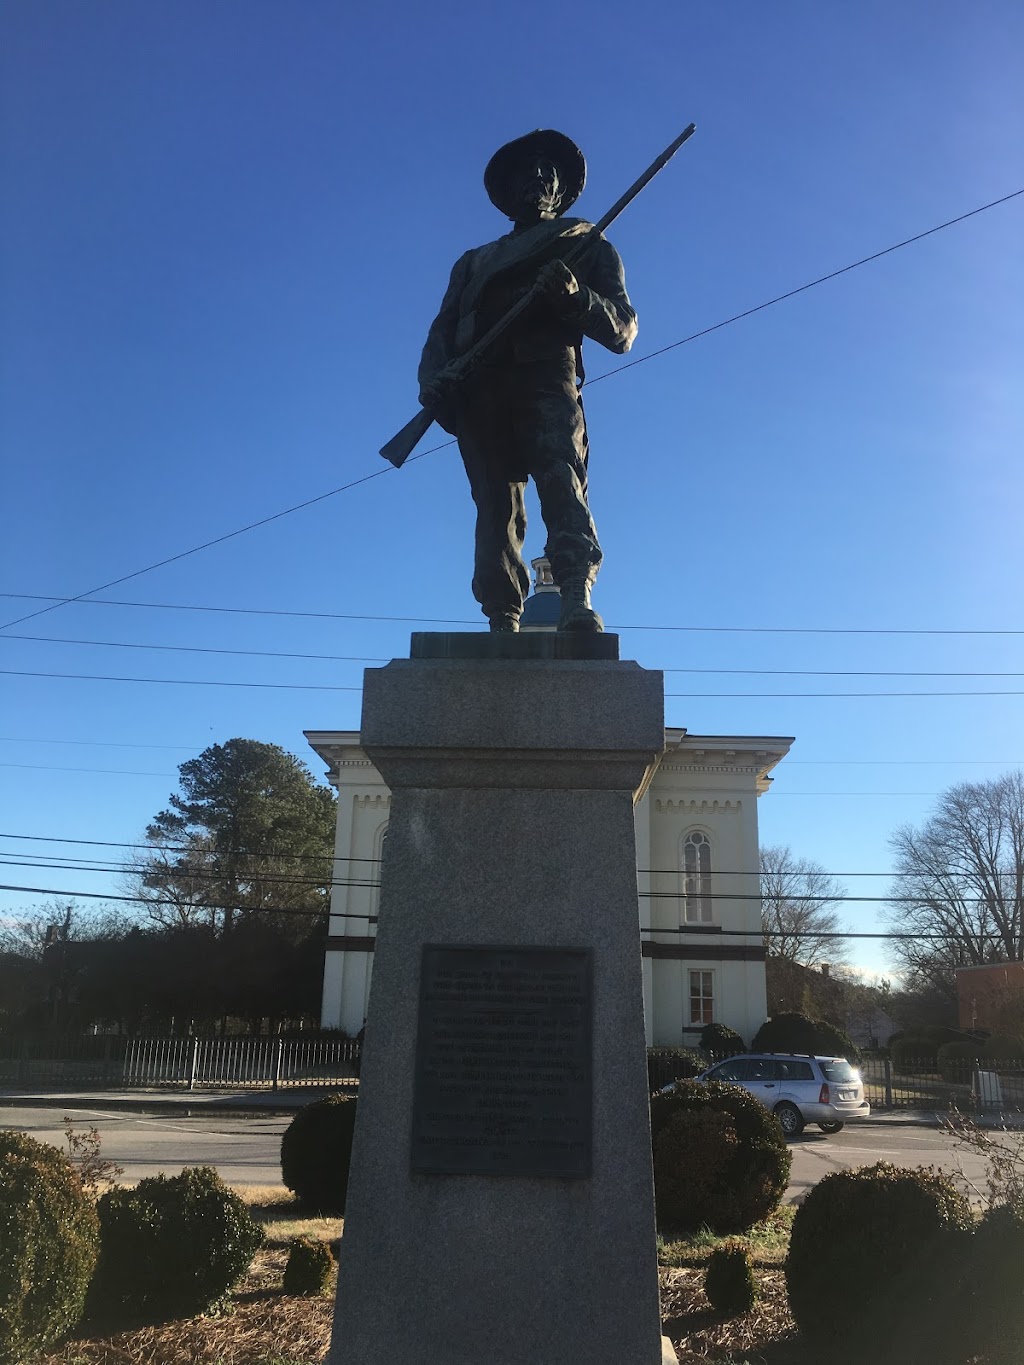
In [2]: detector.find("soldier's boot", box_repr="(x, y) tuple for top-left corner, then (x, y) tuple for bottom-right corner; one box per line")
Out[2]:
(557, 577), (604, 633)
(488, 611), (521, 633)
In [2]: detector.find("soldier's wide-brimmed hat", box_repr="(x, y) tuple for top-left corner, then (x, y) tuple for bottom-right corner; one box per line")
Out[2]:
(484, 129), (586, 219)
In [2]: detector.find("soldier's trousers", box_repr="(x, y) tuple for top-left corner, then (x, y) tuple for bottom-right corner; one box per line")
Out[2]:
(455, 355), (603, 621)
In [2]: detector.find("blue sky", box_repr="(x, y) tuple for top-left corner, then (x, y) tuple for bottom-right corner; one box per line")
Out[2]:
(2, 1), (1023, 978)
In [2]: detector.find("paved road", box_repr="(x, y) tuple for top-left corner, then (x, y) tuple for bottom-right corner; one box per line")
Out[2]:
(1, 1104), (999, 1204)
(2, 1104), (291, 1187)
(786, 1120), (989, 1203)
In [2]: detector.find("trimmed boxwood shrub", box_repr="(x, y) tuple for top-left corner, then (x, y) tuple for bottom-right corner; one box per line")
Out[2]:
(785, 1163), (972, 1352)
(983, 1034), (1024, 1062)
(891, 1027), (975, 1069)
(963, 1203), (1024, 1364)
(891, 1035), (939, 1070)
(283, 1236), (334, 1296)
(650, 1080), (791, 1235)
(936, 1040), (982, 1082)
(281, 1093), (358, 1214)
(647, 1046), (706, 1090)
(0, 1130), (99, 1364)
(751, 1011), (859, 1062)
(699, 1023), (745, 1057)
(704, 1241), (757, 1317)
(89, 1165), (263, 1320)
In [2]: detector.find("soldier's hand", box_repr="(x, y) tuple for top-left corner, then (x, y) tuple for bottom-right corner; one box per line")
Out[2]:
(537, 258), (580, 304)
(419, 361), (460, 411)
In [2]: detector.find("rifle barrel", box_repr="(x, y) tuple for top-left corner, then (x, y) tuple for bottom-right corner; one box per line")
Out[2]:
(594, 123), (696, 236)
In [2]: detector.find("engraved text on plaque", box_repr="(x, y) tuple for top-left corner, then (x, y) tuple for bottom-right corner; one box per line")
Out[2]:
(411, 945), (592, 1178)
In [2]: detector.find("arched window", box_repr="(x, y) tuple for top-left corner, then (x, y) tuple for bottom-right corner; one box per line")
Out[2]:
(371, 824), (388, 916)
(682, 831), (712, 924)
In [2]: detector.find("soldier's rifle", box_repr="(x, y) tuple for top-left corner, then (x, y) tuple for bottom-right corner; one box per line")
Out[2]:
(379, 122), (697, 468)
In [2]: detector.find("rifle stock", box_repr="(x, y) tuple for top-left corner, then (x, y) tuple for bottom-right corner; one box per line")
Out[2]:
(380, 406), (435, 468)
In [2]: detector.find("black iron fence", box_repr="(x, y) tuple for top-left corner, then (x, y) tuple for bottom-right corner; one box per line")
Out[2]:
(859, 1055), (1024, 1113)
(0, 1033), (361, 1091)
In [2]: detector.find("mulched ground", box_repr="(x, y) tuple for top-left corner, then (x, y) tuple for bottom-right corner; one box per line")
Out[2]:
(38, 1258), (806, 1365)
(661, 1266), (807, 1363)
(37, 1248), (334, 1365)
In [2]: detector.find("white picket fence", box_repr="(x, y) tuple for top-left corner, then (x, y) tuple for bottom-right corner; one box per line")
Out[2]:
(122, 1034), (360, 1089)
(0, 1034), (360, 1091)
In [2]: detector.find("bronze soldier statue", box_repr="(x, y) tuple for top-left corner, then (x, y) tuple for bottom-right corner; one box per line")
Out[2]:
(417, 131), (638, 633)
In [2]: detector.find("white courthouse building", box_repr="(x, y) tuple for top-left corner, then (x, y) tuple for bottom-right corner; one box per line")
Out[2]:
(308, 564), (792, 1048)
(306, 728), (792, 1048)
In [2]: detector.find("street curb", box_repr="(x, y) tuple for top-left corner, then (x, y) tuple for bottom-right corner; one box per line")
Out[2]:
(2, 1093), (1020, 1129)
(0, 1090), (339, 1117)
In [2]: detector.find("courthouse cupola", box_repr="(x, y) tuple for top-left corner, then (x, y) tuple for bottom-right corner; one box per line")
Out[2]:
(519, 557), (561, 631)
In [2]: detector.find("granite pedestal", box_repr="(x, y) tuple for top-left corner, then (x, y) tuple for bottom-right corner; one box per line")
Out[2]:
(327, 641), (674, 1364)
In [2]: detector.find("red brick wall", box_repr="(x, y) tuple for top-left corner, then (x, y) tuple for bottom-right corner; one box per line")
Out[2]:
(955, 962), (1024, 1030)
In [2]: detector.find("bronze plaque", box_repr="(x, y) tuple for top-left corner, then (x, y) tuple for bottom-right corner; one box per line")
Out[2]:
(411, 945), (592, 1178)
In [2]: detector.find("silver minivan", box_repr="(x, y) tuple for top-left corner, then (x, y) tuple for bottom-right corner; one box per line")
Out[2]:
(697, 1053), (871, 1136)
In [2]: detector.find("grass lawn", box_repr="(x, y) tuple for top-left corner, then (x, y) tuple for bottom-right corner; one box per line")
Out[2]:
(38, 1192), (810, 1364)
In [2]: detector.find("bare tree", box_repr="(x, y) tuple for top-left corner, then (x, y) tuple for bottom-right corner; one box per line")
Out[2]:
(0, 900), (134, 959)
(121, 834), (220, 932)
(885, 771), (1024, 998)
(760, 845), (849, 968)
(0, 899), (76, 961)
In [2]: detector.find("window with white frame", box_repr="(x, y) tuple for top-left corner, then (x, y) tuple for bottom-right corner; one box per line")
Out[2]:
(371, 824), (388, 915)
(682, 830), (712, 923)
(689, 970), (714, 1026)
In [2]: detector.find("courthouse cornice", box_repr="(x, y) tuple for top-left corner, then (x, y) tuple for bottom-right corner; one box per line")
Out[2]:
(660, 730), (794, 795)
(306, 728), (794, 796)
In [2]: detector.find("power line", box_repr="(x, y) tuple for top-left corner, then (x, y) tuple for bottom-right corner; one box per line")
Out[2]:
(3, 854), (1017, 906)
(0, 763), (175, 777)
(5, 632), (1024, 678)
(636, 927), (1017, 941)
(784, 760), (1019, 766)
(4, 592), (1024, 637)
(0, 879), (1010, 943)
(0, 831), (383, 864)
(0, 760), (995, 789)
(0, 736), (203, 751)
(0, 829), (1017, 878)
(666, 690), (1024, 699)
(0, 881), (332, 918)
(1, 634), (388, 665)
(3, 667), (1023, 699)
(0, 857), (372, 891)
(0, 446), (451, 633)
(670, 669), (1024, 679)
(3, 185), (1021, 636)
(0, 737), (1015, 765)
(587, 185), (1024, 386)
(4, 848), (1023, 903)
(0, 670), (361, 693)
(0, 594), (477, 627)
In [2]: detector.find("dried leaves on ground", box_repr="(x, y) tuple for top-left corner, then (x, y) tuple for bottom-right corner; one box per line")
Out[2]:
(37, 1188), (810, 1365)
(37, 1247), (333, 1365)
(43, 1260), (803, 1365)
(661, 1265), (807, 1364)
